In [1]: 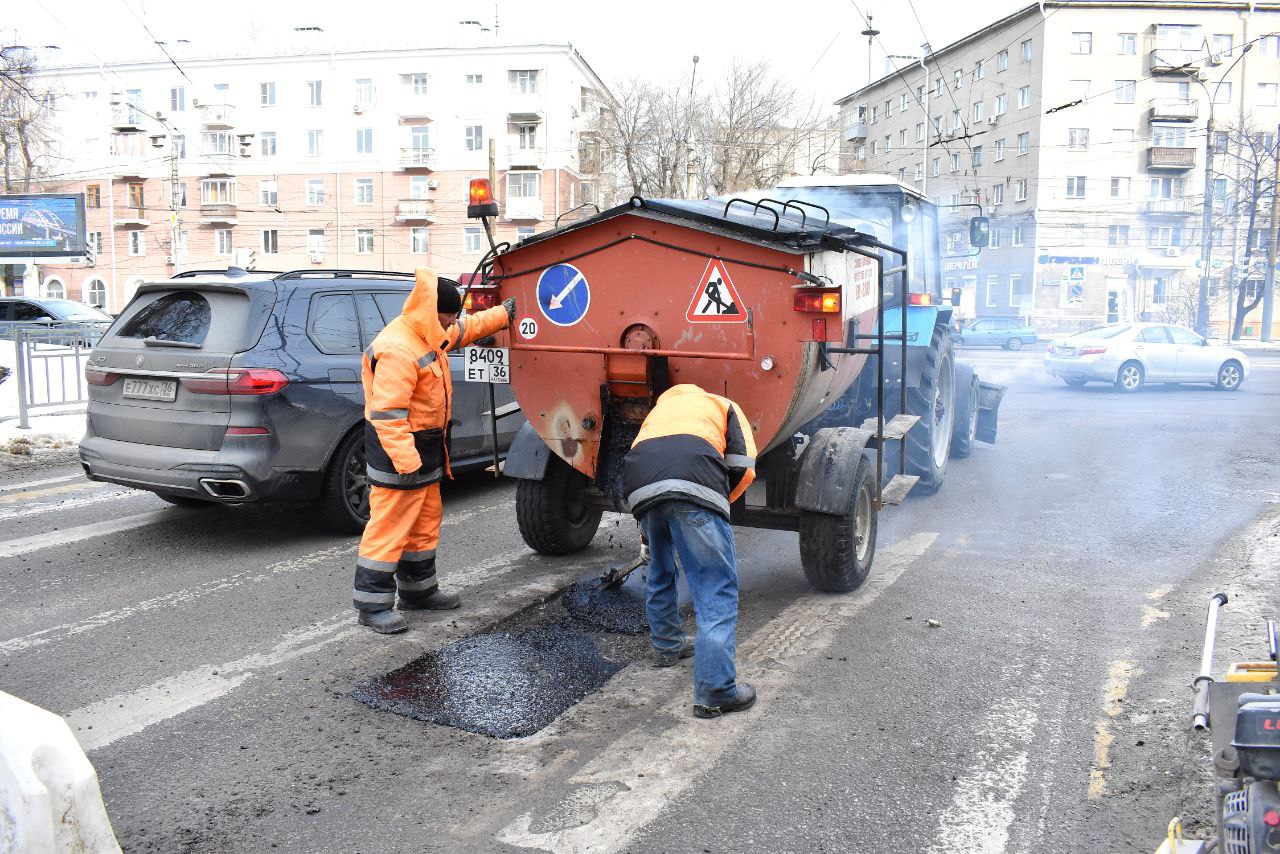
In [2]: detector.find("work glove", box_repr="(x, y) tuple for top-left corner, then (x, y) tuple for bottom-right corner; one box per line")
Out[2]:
(503, 296), (517, 324)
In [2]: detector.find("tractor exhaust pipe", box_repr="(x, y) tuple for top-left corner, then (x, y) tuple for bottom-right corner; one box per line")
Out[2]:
(1192, 592), (1229, 732)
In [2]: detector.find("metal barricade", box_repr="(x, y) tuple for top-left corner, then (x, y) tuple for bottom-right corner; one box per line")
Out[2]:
(3, 323), (106, 429)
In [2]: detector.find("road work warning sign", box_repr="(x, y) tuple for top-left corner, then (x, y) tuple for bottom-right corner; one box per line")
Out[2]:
(686, 258), (747, 324)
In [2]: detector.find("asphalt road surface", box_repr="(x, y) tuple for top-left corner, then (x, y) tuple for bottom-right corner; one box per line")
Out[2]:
(3, 348), (1279, 853)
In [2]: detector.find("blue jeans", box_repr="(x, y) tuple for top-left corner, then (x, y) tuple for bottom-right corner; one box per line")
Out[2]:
(639, 500), (740, 706)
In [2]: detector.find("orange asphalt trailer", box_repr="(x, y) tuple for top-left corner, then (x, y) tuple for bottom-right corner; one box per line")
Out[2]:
(490, 197), (919, 593)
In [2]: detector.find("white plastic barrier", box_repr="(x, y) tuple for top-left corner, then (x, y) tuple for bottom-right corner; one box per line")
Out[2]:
(0, 691), (121, 853)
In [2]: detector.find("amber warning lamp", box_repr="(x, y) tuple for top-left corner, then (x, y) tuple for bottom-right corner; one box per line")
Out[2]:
(467, 178), (499, 219)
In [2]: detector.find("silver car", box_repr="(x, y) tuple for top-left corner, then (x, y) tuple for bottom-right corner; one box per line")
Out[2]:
(1043, 322), (1249, 392)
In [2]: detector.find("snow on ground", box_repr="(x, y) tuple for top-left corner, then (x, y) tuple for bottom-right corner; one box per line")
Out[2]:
(0, 338), (90, 452)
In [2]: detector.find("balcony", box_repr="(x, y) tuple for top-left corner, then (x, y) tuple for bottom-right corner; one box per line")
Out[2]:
(1142, 197), (1198, 215)
(396, 97), (435, 120)
(843, 120), (868, 141)
(507, 145), (546, 169)
(113, 206), (150, 227)
(1149, 98), (1199, 122)
(504, 196), (545, 222)
(397, 147), (437, 170)
(1148, 48), (1201, 74)
(198, 103), (236, 129)
(395, 199), (436, 222)
(1147, 146), (1196, 170)
(507, 91), (542, 121)
(110, 106), (144, 133)
(199, 203), (238, 225)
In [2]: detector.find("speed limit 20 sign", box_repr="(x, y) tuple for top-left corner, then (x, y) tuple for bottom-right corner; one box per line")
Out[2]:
(462, 346), (510, 383)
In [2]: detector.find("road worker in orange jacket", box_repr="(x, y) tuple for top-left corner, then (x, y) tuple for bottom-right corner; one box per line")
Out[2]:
(353, 268), (514, 634)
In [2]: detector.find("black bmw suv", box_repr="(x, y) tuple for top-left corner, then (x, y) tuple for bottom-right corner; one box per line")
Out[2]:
(80, 268), (521, 532)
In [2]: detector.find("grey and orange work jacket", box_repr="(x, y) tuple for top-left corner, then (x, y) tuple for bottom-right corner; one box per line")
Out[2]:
(623, 384), (757, 520)
(361, 269), (510, 489)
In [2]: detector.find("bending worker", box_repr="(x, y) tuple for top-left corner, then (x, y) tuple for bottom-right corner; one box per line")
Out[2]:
(353, 269), (514, 634)
(623, 384), (757, 718)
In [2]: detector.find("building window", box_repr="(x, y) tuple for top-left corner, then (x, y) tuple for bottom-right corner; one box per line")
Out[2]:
(465, 125), (484, 151)
(307, 80), (323, 107)
(260, 131), (277, 156)
(1021, 39), (1033, 62)
(1017, 132), (1030, 155)
(307, 229), (325, 255)
(884, 99), (893, 118)
(988, 226), (1001, 248)
(870, 141), (878, 156)
(410, 74), (429, 95)
(85, 185), (101, 208)
(411, 227), (430, 254)
(1147, 226), (1173, 247)
(170, 86), (184, 112)
(883, 134), (892, 152)
(355, 228), (374, 254)
(1111, 177), (1130, 198)
(899, 129), (907, 146)
(171, 133), (186, 159)
(991, 183), (1004, 205)
(950, 109), (961, 131)
(355, 78), (375, 106)
(986, 274), (1000, 308)
(1010, 225), (1025, 247)
(1108, 225), (1130, 246)
(260, 82), (276, 106)
(128, 230), (145, 256)
(508, 170), (539, 198)
(899, 93), (909, 111)
(409, 176), (431, 199)
(1258, 83), (1278, 107)
(994, 139), (1006, 161)
(870, 106), (878, 123)
(973, 60), (985, 81)
(86, 278), (107, 307)
(354, 178), (373, 204)
(87, 231), (102, 256)
(1066, 176), (1086, 198)
(914, 163), (924, 181)
(127, 183), (144, 208)
(1015, 179), (1028, 201)
(1072, 32), (1093, 54)
(510, 69), (539, 94)
(1009, 275), (1025, 307)
(307, 130), (323, 156)
(464, 226), (484, 253)
(950, 153), (960, 172)
(306, 180), (325, 206)
(1261, 35), (1280, 57)
(953, 70), (963, 89)
(973, 101), (985, 122)
(1018, 86), (1031, 109)
(1112, 128), (1135, 152)
(202, 131), (233, 155)
(915, 122), (925, 142)
(1068, 128), (1089, 150)
(997, 49), (1008, 71)
(994, 94), (1008, 116)
(466, 73), (483, 86)
(1117, 33), (1136, 54)
(1114, 80), (1136, 103)
(1150, 177), (1180, 199)
(355, 128), (374, 154)
(971, 145), (983, 167)
(258, 180), (276, 206)
(897, 167), (907, 182)
(212, 229), (231, 255)
(1152, 276), (1171, 305)
(197, 178), (233, 205)
(1153, 124), (1188, 147)
(254, 230), (276, 255)
(932, 157), (941, 176)
(1212, 33), (1234, 58)
(934, 77), (944, 97)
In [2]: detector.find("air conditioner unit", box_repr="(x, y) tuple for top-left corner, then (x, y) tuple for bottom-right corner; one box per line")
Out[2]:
(165, 255), (177, 265)
(191, 98), (201, 108)
(427, 179), (439, 190)
(1164, 246), (1181, 257)
(353, 104), (365, 114)
(986, 115), (1000, 125)
(1207, 53), (1223, 66)
(309, 250), (324, 263)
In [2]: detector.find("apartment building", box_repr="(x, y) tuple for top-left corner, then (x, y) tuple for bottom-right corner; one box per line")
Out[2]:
(836, 1), (1280, 334)
(27, 42), (609, 310)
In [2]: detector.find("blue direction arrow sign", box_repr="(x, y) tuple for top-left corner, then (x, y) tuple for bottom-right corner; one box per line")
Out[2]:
(536, 263), (591, 327)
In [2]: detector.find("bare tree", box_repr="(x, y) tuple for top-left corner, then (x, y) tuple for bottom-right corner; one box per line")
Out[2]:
(590, 76), (702, 205)
(1213, 119), (1279, 339)
(0, 47), (54, 193)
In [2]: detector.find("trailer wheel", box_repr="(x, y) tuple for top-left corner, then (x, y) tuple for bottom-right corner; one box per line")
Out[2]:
(799, 454), (877, 593)
(516, 454), (603, 555)
(905, 324), (955, 493)
(951, 363), (978, 459)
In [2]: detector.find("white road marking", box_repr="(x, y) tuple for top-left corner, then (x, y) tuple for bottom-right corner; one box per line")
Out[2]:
(925, 660), (1048, 854)
(65, 543), (550, 752)
(0, 487), (135, 522)
(498, 531), (938, 854)
(0, 498), (516, 657)
(0, 473), (81, 493)
(0, 510), (169, 562)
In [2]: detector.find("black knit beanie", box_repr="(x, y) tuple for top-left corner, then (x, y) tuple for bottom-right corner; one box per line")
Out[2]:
(436, 279), (463, 314)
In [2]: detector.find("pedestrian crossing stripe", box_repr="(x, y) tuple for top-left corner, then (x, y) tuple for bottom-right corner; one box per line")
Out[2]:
(686, 258), (747, 324)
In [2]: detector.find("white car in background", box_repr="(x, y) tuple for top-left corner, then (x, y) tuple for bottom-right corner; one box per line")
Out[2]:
(1043, 322), (1249, 392)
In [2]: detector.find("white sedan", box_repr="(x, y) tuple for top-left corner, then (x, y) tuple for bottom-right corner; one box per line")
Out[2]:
(1043, 322), (1249, 392)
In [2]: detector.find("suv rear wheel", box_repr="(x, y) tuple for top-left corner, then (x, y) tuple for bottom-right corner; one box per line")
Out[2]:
(320, 428), (370, 534)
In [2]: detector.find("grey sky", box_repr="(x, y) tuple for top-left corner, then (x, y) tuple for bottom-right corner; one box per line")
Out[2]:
(6, 0), (1028, 112)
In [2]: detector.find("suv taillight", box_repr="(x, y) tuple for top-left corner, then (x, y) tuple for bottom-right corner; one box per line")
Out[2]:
(85, 365), (120, 386)
(464, 289), (501, 311)
(181, 368), (289, 395)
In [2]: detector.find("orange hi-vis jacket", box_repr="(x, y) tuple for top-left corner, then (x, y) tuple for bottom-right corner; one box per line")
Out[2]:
(361, 269), (509, 489)
(623, 384), (757, 520)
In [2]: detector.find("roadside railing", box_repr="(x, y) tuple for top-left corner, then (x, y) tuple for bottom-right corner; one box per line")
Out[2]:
(1, 323), (107, 429)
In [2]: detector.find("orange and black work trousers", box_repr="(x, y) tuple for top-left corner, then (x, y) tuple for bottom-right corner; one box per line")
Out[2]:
(352, 482), (444, 612)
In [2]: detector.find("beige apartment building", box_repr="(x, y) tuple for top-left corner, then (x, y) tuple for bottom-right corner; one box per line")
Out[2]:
(26, 41), (608, 311)
(836, 0), (1280, 334)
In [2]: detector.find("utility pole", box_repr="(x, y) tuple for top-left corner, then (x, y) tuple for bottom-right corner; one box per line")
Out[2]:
(488, 136), (496, 187)
(685, 55), (699, 199)
(169, 143), (181, 272)
(1262, 121), (1279, 342)
(1196, 109), (1216, 337)
(860, 13), (879, 87)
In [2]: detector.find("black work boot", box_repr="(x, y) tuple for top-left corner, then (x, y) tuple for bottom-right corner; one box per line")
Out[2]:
(398, 588), (462, 611)
(693, 683), (757, 719)
(357, 609), (408, 634)
(652, 638), (696, 668)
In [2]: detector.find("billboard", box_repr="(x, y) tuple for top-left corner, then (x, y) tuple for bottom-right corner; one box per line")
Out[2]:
(0, 194), (88, 258)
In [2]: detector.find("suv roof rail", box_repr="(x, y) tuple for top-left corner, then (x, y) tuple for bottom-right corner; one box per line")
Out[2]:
(274, 269), (416, 281)
(170, 268), (283, 279)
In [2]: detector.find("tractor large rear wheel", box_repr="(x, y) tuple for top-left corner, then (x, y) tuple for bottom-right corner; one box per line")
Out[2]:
(798, 454), (877, 593)
(905, 325), (955, 493)
(516, 454), (603, 555)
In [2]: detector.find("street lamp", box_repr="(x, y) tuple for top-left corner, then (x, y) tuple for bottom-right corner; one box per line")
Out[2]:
(685, 55), (699, 199)
(1178, 44), (1252, 337)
